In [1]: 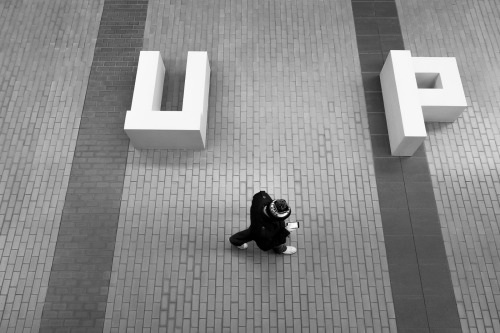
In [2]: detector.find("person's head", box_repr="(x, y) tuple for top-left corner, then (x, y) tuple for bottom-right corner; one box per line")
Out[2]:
(267, 199), (291, 220)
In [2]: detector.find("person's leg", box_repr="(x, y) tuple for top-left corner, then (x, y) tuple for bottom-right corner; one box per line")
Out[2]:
(273, 244), (287, 254)
(229, 228), (253, 247)
(273, 243), (297, 255)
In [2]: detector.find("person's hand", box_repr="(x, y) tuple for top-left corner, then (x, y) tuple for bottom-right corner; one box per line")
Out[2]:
(285, 221), (299, 232)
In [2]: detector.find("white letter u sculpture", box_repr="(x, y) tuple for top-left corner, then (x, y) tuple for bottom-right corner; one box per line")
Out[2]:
(124, 51), (211, 149)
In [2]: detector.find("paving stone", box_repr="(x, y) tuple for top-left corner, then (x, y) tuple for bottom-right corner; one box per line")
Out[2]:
(357, 36), (383, 54)
(362, 72), (383, 92)
(408, 208), (443, 236)
(377, 182), (409, 209)
(398, 329), (430, 333)
(367, 113), (389, 135)
(354, 18), (380, 36)
(374, 2), (399, 17)
(413, 235), (448, 265)
(425, 295), (462, 329)
(384, 236), (418, 266)
(374, 158), (404, 182)
(419, 264), (455, 298)
(377, 18), (403, 35)
(364, 92), (386, 113)
(370, 135), (393, 157)
(380, 35), (406, 54)
(388, 264), (423, 296)
(352, 2), (376, 17)
(380, 208), (412, 235)
(401, 157), (433, 183)
(409, 185), (441, 213)
(360, 53), (386, 73)
(393, 295), (429, 329)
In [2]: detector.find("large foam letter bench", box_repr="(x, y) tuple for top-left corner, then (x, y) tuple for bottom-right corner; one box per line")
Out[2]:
(380, 50), (467, 156)
(124, 51), (211, 149)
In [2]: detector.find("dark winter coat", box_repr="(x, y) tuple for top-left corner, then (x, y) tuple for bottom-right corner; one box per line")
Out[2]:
(249, 191), (290, 251)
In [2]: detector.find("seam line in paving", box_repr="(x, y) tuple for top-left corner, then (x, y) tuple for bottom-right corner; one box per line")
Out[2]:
(39, 0), (149, 331)
(351, 0), (462, 331)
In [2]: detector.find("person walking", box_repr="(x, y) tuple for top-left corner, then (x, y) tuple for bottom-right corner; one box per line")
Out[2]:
(229, 190), (297, 255)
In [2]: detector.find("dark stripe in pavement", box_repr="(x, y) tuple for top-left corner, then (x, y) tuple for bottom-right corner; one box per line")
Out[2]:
(40, 0), (148, 331)
(351, 0), (462, 331)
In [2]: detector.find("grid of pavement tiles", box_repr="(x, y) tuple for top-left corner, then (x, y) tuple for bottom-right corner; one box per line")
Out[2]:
(2, 0), (500, 332)
(397, 0), (500, 332)
(103, 0), (397, 331)
(39, 0), (148, 332)
(353, 0), (461, 331)
(0, 0), (103, 332)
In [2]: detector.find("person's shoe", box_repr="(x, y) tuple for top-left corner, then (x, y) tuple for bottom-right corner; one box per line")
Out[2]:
(282, 246), (297, 255)
(237, 243), (248, 250)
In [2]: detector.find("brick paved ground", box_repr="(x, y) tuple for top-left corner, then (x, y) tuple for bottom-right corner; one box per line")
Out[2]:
(104, 0), (396, 331)
(397, 0), (500, 332)
(39, 1), (148, 332)
(353, 1), (461, 331)
(2, 0), (500, 332)
(0, 1), (103, 332)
